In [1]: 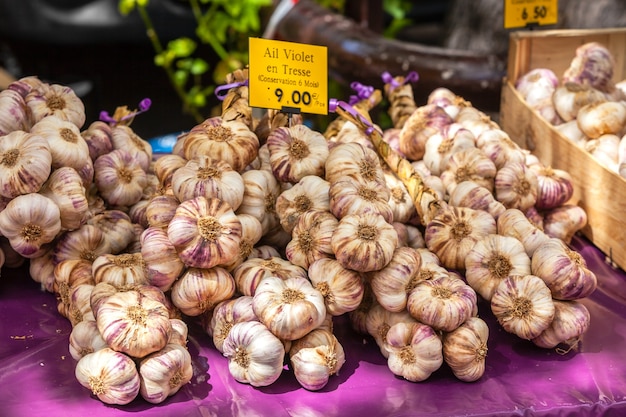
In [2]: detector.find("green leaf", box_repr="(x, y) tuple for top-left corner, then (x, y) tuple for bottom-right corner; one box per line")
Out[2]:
(167, 37), (197, 58)
(190, 58), (210, 75)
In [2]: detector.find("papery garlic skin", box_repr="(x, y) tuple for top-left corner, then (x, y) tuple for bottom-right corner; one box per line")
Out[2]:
(252, 276), (326, 341)
(94, 149), (148, 207)
(532, 300), (591, 350)
(448, 180), (506, 219)
(407, 273), (477, 332)
(92, 252), (148, 289)
(529, 165), (575, 210)
(531, 238), (597, 300)
(384, 321), (443, 382)
(74, 347), (140, 405)
(440, 148), (497, 195)
(331, 212), (398, 273)
(552, 83), (606, 122)
(465, 234), (531, 301)
(368, 246), (422, 313)
(138, 343), (193, 404)
(425, 205), (496, 271)
(233, 256), (308, 297)
(69, 319), (108, 361)
(170, 266), (236, 316)
(494, 161), (538, 212)
(289, 328), (346, 391)
(515, 68), (561, 125)
(236, 169), (281, 235)
(275, 175), (330, 233)
(30, 115), (91, 172)
(491, 274), (555, 340)
(542, 204), (587, 244)
(308, 258), (365, 316)
(576, 101), (626, 139)
(399, 103), (454, 161)
(0, 130), (52, 199)
(365, 304), (417, 358)
(39, 166), (89, 231)
(442, 316), (489, 382)
(285, 210), (338, 270)
(329, 176), (393, 223)
(324, 142), (386, 185)
(0, 88), (29, 134)
(267, 124), (329, 183)
(497, 209), (549, 257)
(96, 290), (172, 358)
(222, 321), (285, 387)
(140, 226), (185, 292)
(25, 82), (86, 128)
(563, 42), (615, 93)
(0, 193), (61, 257)
(168, 196), (242, 269)
(209, 296), (258, 353)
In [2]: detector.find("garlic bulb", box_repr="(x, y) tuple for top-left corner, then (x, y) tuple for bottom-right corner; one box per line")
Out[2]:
(81, 120), (114, 162)
(465, 234), (531, 301)
(365, 303), (417, 358)
(171, 155), (244, 211)
(232, 256), (308, 297)
(267, 124), (329, 183)
(442, 316), (489, 382)
(25, 81), (86, 128)
(407, 273), (477, 332)
(515, 68), (561, 125)
(68, 283), (96, 326)
(275, 175), (330, 233)
(168, 196), (242, 269)
(168, 318), (189, 346)
(74, 348), (140, 405)
(399, 103), (454, 161)
(584, 134), (621, 170)
(532, 300), (591, 351)
(138, 343), (193, 404)
(68, 319), (108, 361)
(222, 321), (285, 387)
(29, 246), (56, 292)
(529, 165), (575, 210)
(170, 266), (236, 316)
(476, 128), (526, 170)
(427, 87), (469, 119)
(448, 180), (506, 219)
(494, 161), (538, 212)
(531, 238), (597, 300)
(252, 276), (326, 341)
(552, 83), (606, 122)
(331, 212), (398, 273)
(555, 120), (587, 146)
(490, 274), (555, 340)
(324, 142), (386, 185)
(384, 169), (417, 224)
(308, 258), (365, 316)
(440, 147), (497, 195)
(563, 42), (615, 93)
(368, 246), (422, 312)
(39, 167), (89, 231)
(236, 169), (281, 235)
(289, 328), (346, 391)
(576, 101), (626, 139)
(425, 205), (496, 270)
(140, 226), (185, 292)
(285, 210), (338, 270)
(146, 193), (179, 229)
(178, 117), (260, 173)
(94, 149), (148, 207)
(0, 87), (29, 134)
(92, 252), (148, 288)
(423, 123), (476, 175)
(219, 213), (263, 271)
(384, 321), (443, 382)
(209, 296), (258, 352)
(329, 175), (393, 222)
(0, 130), (52, 199)
(30, 115), (91, 174)
(0, 193), (61, 258)
(96, 289), (172, 358)
(542, 204), (587, 244)
(87, 210), (135, 254)
(496, 209), (549, 257)
(110, 125), (153, 172)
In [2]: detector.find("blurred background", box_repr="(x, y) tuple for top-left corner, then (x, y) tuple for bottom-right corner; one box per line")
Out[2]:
(1, 0), (624, 140)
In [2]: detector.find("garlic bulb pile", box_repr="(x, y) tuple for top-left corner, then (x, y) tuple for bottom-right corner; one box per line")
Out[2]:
(515, 41), (626, 178)
(0, 65), (598, 404)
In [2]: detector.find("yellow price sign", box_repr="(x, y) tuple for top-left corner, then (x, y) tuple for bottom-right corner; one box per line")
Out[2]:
(248, 37), (328, 115)
(504, 0), (558, 29)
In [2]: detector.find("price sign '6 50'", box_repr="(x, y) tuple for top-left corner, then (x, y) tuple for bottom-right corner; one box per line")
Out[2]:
(249, 37), (328, 115)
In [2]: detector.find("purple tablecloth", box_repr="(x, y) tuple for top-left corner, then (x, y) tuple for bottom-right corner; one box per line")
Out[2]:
(1, 235), (626, 417)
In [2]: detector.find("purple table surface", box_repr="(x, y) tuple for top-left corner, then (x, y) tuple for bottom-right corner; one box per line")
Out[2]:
(1, 235), (626, 417)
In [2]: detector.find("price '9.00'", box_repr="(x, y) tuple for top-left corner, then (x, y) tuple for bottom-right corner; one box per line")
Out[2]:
(275, 88), (311, 106)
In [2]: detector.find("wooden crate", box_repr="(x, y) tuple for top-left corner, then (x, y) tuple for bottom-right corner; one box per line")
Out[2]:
(499, 28), (626, 271)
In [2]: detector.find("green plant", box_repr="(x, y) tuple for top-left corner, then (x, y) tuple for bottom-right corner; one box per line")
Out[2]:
(118, 0), (412, 124)
(119, 0), (272, 123)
